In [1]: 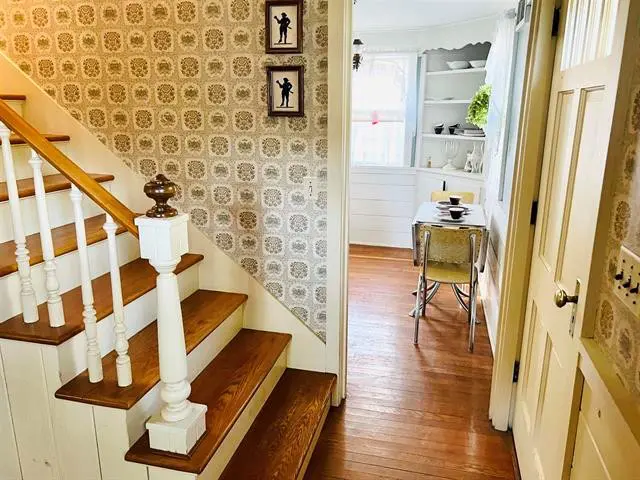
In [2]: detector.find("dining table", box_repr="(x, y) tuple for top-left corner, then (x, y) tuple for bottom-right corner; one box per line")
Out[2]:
(409, 201), (489, 317)
(412, 201), (488, 229)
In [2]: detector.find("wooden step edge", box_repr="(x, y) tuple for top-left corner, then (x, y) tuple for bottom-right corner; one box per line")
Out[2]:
(220, 369), (336, 480)
(0, 134), (71, 146)
(0, 94), (27, 101)
(55, 290), (248, 409)
(0, 253), (204, 345)
(124, 330), (293, 474)
(0, 214), (127, 278)
(0, 173), (114, 203)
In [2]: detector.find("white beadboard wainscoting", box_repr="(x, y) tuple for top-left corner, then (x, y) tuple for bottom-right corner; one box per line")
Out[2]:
(349, 167), (416, 248)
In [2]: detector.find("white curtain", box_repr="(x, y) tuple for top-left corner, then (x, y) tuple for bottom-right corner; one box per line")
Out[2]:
(483, 13), (516, 190)
(351, 53), (415, 167)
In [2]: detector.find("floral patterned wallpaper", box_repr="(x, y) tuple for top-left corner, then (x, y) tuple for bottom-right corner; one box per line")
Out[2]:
(0, 0), (330, 341)
(595, 74), (640, 399)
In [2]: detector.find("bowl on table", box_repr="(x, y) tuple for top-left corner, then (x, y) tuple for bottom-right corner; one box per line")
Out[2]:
(449, 207), (465, 220)
(446, 61), (470, 70)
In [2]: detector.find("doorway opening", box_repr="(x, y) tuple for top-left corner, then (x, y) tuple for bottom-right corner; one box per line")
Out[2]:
(311, 1), (534, 477)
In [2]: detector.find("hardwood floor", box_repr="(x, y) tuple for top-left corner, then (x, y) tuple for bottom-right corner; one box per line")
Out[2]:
(305, 245), (519, 480)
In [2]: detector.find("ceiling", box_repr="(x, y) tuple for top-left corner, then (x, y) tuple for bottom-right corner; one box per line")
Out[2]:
(353, 0), (516, 31)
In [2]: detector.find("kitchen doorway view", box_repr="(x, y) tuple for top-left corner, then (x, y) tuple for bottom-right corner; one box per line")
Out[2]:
(308, 0), (532, 477)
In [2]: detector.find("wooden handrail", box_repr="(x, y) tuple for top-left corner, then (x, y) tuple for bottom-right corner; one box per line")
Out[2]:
(0, 99), (138, 237)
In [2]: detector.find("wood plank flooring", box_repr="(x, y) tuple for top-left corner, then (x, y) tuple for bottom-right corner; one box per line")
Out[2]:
(305, 245), (519, 480)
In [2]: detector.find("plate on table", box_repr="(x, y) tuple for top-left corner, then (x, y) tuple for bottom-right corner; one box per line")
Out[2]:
(438, 217), (465, 223)
(436, 211), (469, 218)
(436, 201), (469, 211)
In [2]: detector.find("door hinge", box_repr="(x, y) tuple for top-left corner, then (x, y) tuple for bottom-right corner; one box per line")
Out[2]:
(552, 7), (561, 37)
(513, 360), (521, 382)
(530, 200), (539, 225)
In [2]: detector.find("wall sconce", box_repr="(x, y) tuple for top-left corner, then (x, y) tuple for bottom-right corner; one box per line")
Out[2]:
(353, 38), (364, 71)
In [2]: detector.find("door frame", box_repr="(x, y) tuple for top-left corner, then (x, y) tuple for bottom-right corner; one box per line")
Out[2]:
(326, 0), (352, 404)
(488, 0), (558, 430)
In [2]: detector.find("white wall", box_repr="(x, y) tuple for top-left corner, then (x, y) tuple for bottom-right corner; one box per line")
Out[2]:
(349, 167), (416, 248)
(479, 14), (529, 353)
(0, 51), (326, 370)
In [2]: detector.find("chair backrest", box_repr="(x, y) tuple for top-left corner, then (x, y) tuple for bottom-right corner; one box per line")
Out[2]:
(430, 191), (476, 204)
(414, 224), (483, 266)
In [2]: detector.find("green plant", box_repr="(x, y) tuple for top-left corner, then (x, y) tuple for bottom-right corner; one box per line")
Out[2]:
(466, 84), (491, 128)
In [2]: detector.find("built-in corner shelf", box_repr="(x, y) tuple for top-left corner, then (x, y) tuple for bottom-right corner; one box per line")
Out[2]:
(416, 167), (483, 181)
(426, 67), (486, 77)
(424, 99), (472, 105)
(423, 133), (486, 142)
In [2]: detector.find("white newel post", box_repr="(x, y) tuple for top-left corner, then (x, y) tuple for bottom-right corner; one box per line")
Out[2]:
(135, 212), (207, 454)
(0, 122), (38, 323)
(29, 150), (65, 327)
(103, 214), (132, 387)
(70, 185), (103, 383)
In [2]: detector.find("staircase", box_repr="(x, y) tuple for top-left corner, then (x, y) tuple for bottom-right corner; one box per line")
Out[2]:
(0, 94), (335, 480)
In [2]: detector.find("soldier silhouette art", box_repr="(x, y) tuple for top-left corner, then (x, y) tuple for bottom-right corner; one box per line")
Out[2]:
(276, 78), (294, 108)
(274, 12), (292, 44)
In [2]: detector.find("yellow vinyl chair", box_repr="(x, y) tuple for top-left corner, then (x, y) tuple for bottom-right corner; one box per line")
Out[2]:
(412, 224), (484, 351)
(430, 191), (476, 204)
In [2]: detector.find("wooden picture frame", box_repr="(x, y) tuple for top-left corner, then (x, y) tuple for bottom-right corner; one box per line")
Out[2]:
(267, 66), (304, 117)
(265, 0), (303, 54)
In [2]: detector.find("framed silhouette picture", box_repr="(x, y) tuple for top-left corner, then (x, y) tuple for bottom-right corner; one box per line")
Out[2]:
(267, 66), (304, 117)
(265, 0), (303, 54)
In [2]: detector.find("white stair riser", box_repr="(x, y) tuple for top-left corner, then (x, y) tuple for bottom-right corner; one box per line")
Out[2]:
(0, 232), (139, 322)
(0, 182), (113, 243)
(146, 346), (288, 480)
(57, 264), (200, 384)
(0, 263), (200, 480)
(0, 143), (66, 181)
(55, 304), (244, 480)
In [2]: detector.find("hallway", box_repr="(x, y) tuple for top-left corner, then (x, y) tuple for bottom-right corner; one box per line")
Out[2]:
(305, 246), (519, 479)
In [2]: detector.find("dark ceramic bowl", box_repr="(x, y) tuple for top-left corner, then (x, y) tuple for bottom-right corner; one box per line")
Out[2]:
(449, 207), (465, 220)
(449, 195), (462, 206)
(434, 126), (444, 134)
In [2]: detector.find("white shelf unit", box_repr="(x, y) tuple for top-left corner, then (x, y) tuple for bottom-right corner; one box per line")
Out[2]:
(426, 67), (487, 77)
(422, 133), (486, 142)
(415, 43), (490, 171)
(424, 99), (472, 105)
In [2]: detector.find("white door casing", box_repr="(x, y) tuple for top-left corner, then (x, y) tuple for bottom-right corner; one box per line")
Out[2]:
(512, 0), (631, 478)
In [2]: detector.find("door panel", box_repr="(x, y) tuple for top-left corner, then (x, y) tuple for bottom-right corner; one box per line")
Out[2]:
(539, 91), (577, 272)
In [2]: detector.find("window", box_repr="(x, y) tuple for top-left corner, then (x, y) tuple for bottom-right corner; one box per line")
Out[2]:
(351, 53), (418, 168)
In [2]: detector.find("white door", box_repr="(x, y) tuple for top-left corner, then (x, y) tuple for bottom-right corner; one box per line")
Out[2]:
(512, 0), (631, 478)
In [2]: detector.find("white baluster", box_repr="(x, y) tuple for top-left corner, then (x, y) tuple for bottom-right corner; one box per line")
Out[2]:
(103, 214), (132, 387)
(0, 122), (38, 323)
(136, 212), (207, 455)
(29, 150), (65, 327)
(70, 185), (103, 383)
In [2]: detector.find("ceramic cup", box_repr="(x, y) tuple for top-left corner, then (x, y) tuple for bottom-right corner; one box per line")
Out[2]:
(449, 195), (462, 206)
(449, 207), (465, 220)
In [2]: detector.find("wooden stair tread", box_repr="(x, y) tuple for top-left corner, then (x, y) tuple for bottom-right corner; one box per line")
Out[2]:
(0, 94), (27, 101)
(125, 329), (292, 474)
(221, 369), (336, 480)
(0, 134), (71, 146)
(0, 173), (114, 203)
(0, 214), (126, 278)
(0, 254), (203, 345)
(55, 290), (248, 409)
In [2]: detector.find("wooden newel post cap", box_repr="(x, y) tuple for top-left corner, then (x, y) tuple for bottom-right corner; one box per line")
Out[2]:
(144, 174), (178, 218)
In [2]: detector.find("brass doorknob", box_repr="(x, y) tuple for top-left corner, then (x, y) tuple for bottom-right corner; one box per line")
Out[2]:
(554, 289), (579, 308)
